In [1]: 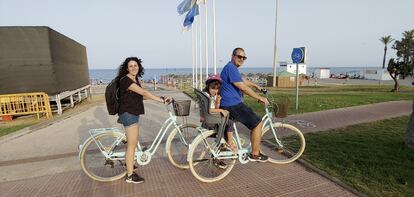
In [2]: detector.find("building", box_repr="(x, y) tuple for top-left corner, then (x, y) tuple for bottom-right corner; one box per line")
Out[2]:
(279, 62), (307, 75)
(0, 26), (89, 95)
(314, 68), (330, 79)
(363, 69), (392, 80)
(0, 26), (90, 115)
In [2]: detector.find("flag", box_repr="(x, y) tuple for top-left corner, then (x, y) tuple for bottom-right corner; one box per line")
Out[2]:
(177, 0), (195, 15)
(183, 4), (199, 28)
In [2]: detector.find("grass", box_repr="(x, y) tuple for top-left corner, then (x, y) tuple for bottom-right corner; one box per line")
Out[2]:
(242, 84), (414, 116)
(184, 84), (413, 117)
(301, 116), (414, 196)
(0, 118), (40, 137)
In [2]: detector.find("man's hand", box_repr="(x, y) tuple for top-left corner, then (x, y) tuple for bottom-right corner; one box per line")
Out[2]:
(258, 97), (269, 106)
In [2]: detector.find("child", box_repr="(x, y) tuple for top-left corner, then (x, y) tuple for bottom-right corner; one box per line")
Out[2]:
(203, 74), (237, 152)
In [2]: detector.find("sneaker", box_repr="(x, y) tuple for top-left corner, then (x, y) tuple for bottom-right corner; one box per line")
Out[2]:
(213, 159), (227, 169)
(219, 143), (231, 152)
(248, 152), (268, 162)
(125, 172), (144, 184)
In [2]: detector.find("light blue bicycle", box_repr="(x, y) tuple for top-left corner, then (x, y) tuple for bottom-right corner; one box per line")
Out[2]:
(188, 90), (306, 182)
(79, 100), (199, 182)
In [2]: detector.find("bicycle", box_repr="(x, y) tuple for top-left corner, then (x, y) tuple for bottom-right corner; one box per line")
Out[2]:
(78, 99), (199, 182)
(188, 89), (306, 182)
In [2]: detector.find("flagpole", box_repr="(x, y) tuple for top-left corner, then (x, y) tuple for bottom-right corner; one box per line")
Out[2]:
(195, 19), (198, 89)
(198, 10), (203, 89)
(212, 0), (217, 75)
(192, 26), (195, 88)
(205, 1), (209, 78)
(272, 0), (279, 87)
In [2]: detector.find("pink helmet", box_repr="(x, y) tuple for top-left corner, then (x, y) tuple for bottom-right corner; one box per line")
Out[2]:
(205, 74), (222, 85)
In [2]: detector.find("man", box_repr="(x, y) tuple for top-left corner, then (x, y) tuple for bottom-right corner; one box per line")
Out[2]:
(220, 47), (270, 162)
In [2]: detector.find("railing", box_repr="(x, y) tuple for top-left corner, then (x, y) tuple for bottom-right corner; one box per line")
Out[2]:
(0, 92), (53, 119)
(49, 85), (91, 115)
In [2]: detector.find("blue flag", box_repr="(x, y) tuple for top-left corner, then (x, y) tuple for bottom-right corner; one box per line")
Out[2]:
(183, 4), (199, 28)
(177, 0), (194, 16)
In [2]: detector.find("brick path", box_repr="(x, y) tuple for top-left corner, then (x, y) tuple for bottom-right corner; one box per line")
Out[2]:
(0, 89), (411, 197)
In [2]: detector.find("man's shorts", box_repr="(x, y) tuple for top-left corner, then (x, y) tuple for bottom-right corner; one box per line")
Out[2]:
(221, 102), (261, 130)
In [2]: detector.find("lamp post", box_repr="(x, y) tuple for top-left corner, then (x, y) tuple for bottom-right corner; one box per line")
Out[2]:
(272, 0), (279, 87)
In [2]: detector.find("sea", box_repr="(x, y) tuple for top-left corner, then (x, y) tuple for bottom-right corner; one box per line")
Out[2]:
(89, 67), (378, 84)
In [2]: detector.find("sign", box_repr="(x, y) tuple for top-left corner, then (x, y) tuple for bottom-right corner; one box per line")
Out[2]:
(291, 48), (304, 64)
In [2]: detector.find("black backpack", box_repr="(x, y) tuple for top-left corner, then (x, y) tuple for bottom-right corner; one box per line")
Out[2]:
(105, 77), (121, 115)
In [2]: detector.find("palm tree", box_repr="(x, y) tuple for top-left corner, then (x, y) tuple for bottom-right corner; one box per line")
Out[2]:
(380, 35), (395, 69)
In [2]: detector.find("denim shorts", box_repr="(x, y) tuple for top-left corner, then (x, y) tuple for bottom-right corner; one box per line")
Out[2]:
(221, 103), (261, 130)
(119, 112), (140, 127)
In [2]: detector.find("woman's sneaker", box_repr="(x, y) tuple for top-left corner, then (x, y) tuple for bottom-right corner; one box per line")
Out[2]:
(125, 172), (144, 184)
(248, 152), (268, 162)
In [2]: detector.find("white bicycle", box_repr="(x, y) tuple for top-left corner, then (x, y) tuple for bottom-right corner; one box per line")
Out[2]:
(188, 89), (306, 182)
(79, 100), (199, 182)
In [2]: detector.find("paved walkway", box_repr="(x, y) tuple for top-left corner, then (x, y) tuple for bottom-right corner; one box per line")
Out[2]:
(0, 89), (411, 196)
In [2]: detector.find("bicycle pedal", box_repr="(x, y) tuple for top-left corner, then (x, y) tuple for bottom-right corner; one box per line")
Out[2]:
(104, 159), (115, 168)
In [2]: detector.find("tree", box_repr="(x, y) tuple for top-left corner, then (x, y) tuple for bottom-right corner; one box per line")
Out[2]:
(380, 35), (394, 69)
(387, 29), (414, 92)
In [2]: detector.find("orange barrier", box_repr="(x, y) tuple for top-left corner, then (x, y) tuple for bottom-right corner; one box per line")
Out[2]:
(0, 92), (53, 119)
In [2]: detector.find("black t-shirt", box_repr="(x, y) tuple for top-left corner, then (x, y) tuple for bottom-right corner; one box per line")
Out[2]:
(118, 76), (145, 115)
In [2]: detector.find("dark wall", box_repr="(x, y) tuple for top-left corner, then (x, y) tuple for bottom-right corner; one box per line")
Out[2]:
(49, 29), (89, 92)
(0, 26), (89, 95)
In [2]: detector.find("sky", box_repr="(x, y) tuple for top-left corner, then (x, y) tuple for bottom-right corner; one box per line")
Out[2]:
(1, 0), (413, 69)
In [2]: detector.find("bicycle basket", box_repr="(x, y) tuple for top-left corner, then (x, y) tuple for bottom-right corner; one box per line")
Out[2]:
(173, 100), (191, 116)
(272, 98), (289, 118)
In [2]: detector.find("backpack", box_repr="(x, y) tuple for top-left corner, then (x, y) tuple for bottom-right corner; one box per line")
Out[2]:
(105, 77), (121, 115)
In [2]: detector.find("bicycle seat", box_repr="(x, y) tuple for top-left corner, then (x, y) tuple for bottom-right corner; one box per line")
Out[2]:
(194, 88), (228, 141)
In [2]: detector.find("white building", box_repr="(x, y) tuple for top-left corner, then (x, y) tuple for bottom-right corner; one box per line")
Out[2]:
(363, 69), (392, 80)
(279, 62), (307, 75)
(314, 68), (330, 79)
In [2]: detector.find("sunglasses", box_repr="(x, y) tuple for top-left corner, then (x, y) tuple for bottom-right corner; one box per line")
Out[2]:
(235, 55), (247, 60)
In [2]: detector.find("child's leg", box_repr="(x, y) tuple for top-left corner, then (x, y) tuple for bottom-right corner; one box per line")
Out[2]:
(225, 119), (237, 152)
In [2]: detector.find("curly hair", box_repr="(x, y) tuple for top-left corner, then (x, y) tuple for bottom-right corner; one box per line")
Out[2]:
(116, 57), (145, 80)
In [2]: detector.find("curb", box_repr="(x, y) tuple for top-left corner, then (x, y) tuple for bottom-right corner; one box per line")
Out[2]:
(295, 158), (367, 197)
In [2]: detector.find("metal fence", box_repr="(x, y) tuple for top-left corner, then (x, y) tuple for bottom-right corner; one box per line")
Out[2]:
(0, 92), (53, 119)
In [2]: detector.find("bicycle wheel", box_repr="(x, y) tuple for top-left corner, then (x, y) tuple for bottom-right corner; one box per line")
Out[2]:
(80, 132), (127, 182)
(166, 123), (199, 169)
(261, 123), (306, 164)
(188, 130), (236, 182)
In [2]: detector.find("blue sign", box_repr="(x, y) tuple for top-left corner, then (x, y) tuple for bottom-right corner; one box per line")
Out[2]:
(291, 48), (304, 64)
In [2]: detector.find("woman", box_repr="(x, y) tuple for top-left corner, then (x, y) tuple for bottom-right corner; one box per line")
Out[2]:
(117, 57), (170, 184)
